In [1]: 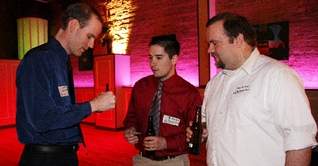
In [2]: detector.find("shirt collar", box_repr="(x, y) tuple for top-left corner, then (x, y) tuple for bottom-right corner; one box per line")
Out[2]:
(221, 48), (260, 77)
(152, 74), (179, 89)
(162, 74), (178, 87)
(240, 48), (260, 75)
(48, 37), (69, 63)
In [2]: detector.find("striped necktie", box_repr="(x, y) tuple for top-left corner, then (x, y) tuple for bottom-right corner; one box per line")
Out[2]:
(150, 81), (163, 135)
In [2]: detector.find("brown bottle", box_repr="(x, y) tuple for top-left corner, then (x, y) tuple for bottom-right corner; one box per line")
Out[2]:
(144, 116), (155, 157)
(188, 106), (202, 155)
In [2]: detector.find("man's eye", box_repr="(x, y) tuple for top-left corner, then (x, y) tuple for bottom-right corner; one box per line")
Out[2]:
(87, 35), (94, 40)
(210, 41), (217, 46)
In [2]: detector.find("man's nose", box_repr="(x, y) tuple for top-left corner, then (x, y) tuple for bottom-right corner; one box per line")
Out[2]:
(88, 39), (95, 49)
(208, 43), (215, 54)
(150, 59), (157, 67)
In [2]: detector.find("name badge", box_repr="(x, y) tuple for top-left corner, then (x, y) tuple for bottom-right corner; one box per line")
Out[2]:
(58, 85), (69, 97)
(162, 115), (180, 126)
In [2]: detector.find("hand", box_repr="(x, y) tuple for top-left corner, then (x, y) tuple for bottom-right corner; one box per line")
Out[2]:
(186, 121), (208, 143)
(90, 91), (116, 112)
(143, 136), (167, 151)
(186, 121), (193, 142)
(201, 123), (209, 142)
(124, 127), (140, 144)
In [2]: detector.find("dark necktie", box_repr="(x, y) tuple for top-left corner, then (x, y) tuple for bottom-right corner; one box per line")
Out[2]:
(67, 57), (75, 104)
(66, 57), (86, 146)
(150, 81), (163, 135)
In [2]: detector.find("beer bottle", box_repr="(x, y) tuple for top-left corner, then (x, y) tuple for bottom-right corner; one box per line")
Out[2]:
(188, 106), (202, 155)
(144, 116), (155, 157)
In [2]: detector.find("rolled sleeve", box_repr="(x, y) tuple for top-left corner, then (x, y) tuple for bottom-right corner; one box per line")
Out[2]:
(271, 68), (317, 151)
(284, 125), (317, 151)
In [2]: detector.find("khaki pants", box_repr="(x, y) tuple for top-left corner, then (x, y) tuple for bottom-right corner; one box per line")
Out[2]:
(133, 154), (189, 166)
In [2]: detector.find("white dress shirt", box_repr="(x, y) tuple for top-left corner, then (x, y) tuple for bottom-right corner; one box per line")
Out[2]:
(202, 48), (317, 166)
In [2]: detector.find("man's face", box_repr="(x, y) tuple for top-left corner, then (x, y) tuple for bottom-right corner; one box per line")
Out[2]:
(206, 20), (238, 70)
(148, 44), (177, 81)
(69, 15), (102, 57)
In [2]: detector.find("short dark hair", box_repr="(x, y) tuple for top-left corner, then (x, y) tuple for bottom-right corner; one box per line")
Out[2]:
(61, 2), (103, 30)
(149, 34), (180, 59)
(206, 12), (256, 47)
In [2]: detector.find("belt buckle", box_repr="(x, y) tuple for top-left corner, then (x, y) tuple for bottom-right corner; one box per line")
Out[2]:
(72, 145), (78, 151)
(140, 152), (174, 161)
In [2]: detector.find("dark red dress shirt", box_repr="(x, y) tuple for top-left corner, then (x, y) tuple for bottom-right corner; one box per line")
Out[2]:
(124, 74), (202, 157)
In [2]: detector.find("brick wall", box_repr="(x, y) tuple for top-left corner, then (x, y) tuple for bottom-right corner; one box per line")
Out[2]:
(216, 0), (318, 88)
(102, 0), (199, 85)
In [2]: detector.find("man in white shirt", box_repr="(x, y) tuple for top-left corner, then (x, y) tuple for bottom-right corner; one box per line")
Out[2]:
(187, 12), (317, 166)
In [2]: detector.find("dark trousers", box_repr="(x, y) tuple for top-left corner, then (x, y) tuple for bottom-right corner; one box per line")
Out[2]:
(19, 144), (78, 166)
(311, 147), (318, 166)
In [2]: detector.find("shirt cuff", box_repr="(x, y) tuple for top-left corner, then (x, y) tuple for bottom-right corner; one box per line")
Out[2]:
(284, 130), (317, 151)
(76, 102), (92, 117)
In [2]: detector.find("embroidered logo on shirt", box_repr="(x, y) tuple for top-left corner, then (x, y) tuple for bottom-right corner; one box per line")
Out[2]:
(233, 85), (250, 94)
(58, 86), (69, 97)
(162, 115), (180, 126)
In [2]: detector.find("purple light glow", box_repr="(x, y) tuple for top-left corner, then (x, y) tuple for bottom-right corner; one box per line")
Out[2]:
(291, 64), (318, 89)
(130, 61), (199, 87)
(209, 56), (318, 89)
(72, 54), (318, 89)
(74, 71), (94, 87)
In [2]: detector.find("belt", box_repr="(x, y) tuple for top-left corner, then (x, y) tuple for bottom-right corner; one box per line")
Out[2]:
(141, 152), (177, 161)
(25, 144), (79, 153)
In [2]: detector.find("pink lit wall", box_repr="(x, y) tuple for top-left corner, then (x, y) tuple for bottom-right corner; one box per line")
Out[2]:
(216, 0), (318, 89)
(127, 0), (199, 86)
(73, 0), (318, 89)
(71, 57), (94, 87)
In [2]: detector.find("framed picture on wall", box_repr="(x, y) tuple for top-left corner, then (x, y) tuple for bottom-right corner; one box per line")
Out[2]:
(254, 21), (289, 60)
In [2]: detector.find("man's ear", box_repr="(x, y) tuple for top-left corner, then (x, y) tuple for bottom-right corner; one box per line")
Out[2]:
(67, 19), (80, 33)
(171, 54), (178, 65)
(235, 33), (244, 46)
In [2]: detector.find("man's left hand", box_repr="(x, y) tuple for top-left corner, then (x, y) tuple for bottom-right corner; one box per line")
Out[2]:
(143, 136), (167, 151)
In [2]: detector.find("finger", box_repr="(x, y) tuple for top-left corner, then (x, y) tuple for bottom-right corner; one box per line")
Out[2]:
(202, 128), (208, 137)
(128, 135), (138, 140)
(144, 147), (154, 151)
(186, 127), (193, 136)
(143, 140), (151, 146)
(143, 139), (155, 147)
(143, 136), (155, 141)
(133, 131), (142, 135)
(128, 137), (139, 144)
(189, 121), (193, 126)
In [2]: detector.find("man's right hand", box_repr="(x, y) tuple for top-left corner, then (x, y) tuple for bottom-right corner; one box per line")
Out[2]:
(186, 121), (208, 143)
(124, 127), (140, 144)
(90, 91), (116, 112)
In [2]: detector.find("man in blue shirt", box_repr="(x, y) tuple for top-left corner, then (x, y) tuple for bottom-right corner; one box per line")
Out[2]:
(16, 3), (115, 166)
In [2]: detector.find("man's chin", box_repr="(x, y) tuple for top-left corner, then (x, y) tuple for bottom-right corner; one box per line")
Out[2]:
(153, 74), (162, 78)
(215, 62), (225, 69)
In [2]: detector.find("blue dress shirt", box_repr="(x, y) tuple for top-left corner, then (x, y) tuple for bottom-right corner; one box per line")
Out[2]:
(16, 38), (91, 145)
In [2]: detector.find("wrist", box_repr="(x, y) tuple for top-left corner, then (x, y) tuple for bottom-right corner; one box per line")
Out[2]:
(160, 137), (167, 150)
(89, 101), (97, 112)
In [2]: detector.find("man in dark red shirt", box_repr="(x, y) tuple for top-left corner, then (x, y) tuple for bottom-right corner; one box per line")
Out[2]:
(124, 34), (202, 166)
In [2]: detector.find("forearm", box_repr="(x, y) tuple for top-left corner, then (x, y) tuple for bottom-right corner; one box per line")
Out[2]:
(34, 103), (91, 132)
(285, 147), (312, 166)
